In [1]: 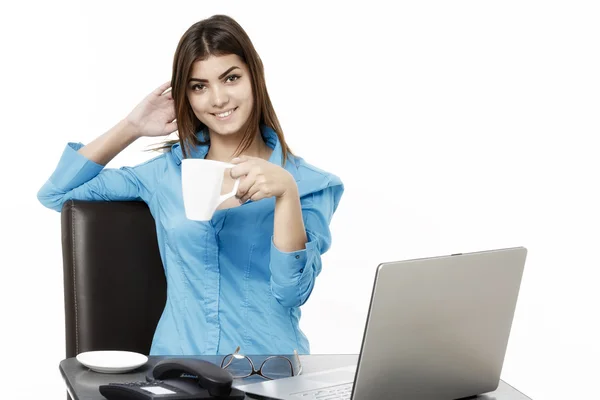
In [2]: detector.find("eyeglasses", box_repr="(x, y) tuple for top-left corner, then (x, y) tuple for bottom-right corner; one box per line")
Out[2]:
(220, 346), (303, 380)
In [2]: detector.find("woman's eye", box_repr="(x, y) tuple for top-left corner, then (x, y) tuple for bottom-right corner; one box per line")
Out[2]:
(226, 75), (240, 83)
(191, 84), (205, 91)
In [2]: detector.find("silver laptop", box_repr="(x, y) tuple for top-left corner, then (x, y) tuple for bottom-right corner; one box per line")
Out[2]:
(235, 247), (527, 400)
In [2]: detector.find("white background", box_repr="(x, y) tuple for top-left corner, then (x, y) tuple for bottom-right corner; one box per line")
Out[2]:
(1, 1), (598, 399)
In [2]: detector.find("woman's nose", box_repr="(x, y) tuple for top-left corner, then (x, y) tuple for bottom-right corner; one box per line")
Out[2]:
(211, 86), (229, 108)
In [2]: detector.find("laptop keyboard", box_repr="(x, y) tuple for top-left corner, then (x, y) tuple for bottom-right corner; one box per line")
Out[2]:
(293, 383), (353, 399)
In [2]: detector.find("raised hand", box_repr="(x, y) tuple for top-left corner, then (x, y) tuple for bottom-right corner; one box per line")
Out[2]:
(125, 81), (178, 138)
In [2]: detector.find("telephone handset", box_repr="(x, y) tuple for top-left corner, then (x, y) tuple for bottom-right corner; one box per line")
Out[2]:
(99, 358), (245, 400)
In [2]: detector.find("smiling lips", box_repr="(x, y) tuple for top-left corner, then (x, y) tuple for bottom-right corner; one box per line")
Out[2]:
(212, 107), (238, 120)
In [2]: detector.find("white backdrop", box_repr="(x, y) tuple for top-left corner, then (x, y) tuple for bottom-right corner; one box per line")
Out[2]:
(1, 1), (599, 399)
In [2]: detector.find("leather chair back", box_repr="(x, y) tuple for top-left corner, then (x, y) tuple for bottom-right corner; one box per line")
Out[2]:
(61, 200), (166, 358)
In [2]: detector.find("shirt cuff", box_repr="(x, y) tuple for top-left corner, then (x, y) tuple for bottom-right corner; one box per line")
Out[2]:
(49, 142), (104, 190)
(269, 236), (318, 285)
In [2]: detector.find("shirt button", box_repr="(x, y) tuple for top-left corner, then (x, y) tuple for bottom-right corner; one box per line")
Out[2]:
(299, 268), (304, 273)
(295, 255), (300, 259)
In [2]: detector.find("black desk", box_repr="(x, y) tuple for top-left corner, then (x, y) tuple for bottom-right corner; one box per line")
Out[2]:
(60, 354), (531, 399)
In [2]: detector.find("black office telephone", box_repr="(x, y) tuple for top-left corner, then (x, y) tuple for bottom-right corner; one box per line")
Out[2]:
(99, 358), (246, 400)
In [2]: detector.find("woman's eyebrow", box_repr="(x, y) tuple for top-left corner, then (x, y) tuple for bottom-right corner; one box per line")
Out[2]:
(189, 66), (241, 83)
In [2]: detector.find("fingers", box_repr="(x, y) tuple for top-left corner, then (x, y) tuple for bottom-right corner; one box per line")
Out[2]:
(235, 169), (258, 199)
(230, 159), (254, 179)
(153, 81), (172, 96)
(239, 182), (262, 203)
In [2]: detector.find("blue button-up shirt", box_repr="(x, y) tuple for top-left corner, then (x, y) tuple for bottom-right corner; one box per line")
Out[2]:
(37, 125), (344, 356)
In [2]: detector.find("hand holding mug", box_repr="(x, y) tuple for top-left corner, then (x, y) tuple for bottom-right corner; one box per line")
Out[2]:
(230, 156), (297, 203)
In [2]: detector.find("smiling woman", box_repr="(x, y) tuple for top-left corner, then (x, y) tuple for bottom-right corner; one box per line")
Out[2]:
(188, 61), (251, 131)
(167, 15), (290, 165)
(36, 14), (344, 358)
(186, 56), (258, 157)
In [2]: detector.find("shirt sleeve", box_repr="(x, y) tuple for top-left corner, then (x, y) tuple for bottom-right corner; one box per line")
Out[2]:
(37, 142), (166, 212)
(269, 182), (344, 308)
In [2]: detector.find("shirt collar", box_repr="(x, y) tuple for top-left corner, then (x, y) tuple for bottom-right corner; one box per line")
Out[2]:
(171, 124), (283, 167)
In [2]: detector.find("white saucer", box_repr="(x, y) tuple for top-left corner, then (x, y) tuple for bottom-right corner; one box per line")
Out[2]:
(76, 350), (148, 374)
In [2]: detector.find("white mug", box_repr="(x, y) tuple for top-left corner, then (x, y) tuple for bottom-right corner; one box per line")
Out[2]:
(181, 159), (240, 221)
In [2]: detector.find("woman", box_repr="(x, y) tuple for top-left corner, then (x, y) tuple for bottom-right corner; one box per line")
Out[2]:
(37, 15), (343, 356)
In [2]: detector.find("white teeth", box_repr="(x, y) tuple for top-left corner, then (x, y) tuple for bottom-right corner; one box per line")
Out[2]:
(215, 109), (234, 118)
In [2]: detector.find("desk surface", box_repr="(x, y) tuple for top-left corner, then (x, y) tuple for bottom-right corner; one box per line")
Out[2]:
(60, 354), (531, 400)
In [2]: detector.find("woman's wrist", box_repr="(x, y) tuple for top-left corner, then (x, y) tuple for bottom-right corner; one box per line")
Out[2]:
(118, 118), (142, 141)
(278, 184), (299, 202)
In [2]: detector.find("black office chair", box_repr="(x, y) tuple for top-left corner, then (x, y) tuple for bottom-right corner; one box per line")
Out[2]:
(61, 200), (167, 360)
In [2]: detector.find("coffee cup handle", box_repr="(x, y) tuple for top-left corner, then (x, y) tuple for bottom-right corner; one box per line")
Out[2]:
(218, 176), (240, 204)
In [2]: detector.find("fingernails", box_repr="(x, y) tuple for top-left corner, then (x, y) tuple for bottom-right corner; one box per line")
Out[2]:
(232, 157), (240, 162)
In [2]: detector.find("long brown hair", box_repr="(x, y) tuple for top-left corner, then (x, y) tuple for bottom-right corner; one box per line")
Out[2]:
(161, 14), (292, 164)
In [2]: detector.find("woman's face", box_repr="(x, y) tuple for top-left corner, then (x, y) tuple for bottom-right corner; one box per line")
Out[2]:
(187, 54), (254, 137)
